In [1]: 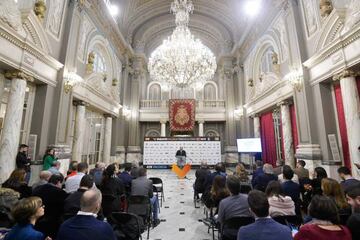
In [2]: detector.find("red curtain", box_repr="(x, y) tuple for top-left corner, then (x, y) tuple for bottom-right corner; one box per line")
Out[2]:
(334, 84), (351, 169)
(290, 104), (299, 153)
(260, 112), (277, 167)
(357, 76), (360, 95)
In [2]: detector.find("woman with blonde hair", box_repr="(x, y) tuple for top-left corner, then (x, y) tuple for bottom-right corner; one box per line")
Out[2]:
(321, 178), (351, 217)
(5, 196), (51, 240)
(234, 163), (249, 182)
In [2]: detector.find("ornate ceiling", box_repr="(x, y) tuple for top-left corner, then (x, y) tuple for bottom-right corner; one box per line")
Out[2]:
(113, 0), (286, 58)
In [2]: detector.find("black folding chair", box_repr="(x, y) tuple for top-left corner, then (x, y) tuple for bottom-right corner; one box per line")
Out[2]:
(221, 216), (255, 240)
(127, 195), (151, 240)
(110, 212), (144, 240)
(150, 177), (165, 207)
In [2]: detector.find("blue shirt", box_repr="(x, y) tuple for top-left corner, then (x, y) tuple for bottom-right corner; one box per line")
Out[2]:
(4, 224), (44, 240)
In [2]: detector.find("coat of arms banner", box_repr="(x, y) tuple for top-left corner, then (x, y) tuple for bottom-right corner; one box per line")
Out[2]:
(169, 99), (195, 132)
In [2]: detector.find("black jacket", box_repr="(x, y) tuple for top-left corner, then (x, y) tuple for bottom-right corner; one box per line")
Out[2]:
(175, 149), (186, 157)
(16, 152), (30, 171)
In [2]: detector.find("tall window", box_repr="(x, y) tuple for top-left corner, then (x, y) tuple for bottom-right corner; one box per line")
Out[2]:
(203, 83), (216, 100)
(260, 46), (274, 75)
(148, 83), (161, 100)
(93, 51), (106, 73)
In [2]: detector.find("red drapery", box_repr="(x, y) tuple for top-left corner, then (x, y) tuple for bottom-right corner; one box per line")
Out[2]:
(260, 112), (277, 167)
(290, 104), (299, 153)
(357, 76), (360, 94)
(334, 84), (351, 169)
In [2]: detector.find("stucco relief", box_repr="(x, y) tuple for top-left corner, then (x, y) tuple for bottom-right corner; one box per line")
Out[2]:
(273, 17), (289, 62)
(0, 0), (26, 36)
(343, 0), (360, 33)
(78, 15), (94, 62)
(302, 0), (318, 37)
(46, 0), (66, 39)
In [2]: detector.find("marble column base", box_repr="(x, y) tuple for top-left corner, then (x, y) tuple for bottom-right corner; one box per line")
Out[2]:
(126, 146), (142, 165)
(115, 146), (126, 165)
(224, 146), (239, 165)
(295, 144), (322, 161)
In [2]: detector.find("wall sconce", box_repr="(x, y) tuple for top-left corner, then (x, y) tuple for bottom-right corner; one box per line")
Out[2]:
(64, 72), (82, 94)
(234, 106), (244, 119)
(122, 106), (131, 118)
(285, 68), (303, 92)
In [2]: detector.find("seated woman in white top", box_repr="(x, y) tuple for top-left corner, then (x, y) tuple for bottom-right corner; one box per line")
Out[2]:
(265, 180), (295, 217)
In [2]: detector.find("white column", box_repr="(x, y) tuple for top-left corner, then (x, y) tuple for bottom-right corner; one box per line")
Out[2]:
(337, 70), (360, 176)
(160, 120), (166, 137)
(103, 115), (112, 164)
(279, 102), (295, 168)
(72, 101), (86, 162)
(0, 71), (30, 183)
(253, 115), (260, 138)
(198, 120), (204, 136)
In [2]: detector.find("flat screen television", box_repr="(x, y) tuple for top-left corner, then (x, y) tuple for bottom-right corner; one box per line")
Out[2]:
(237, 138), (262, 153)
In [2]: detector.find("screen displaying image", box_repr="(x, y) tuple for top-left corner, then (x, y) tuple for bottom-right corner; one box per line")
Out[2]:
(237, 138), (262, 153)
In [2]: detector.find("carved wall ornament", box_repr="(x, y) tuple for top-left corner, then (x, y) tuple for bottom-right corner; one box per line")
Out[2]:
(271, 51), (279, 65)
(34, 0), (47, 21)
(302, 0), (318, 37)
(4, 70), (34, 82)
(248, 78), (254, 87)
(112, 78), (118, 86)
(86, 52), (95, 74)
(0, 0), (25, 34)
(46, 0), (66, 39)
(319, 0), (333, 18)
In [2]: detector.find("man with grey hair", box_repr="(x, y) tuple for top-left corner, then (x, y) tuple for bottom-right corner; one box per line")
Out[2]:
(48, 161), (61, 175)
(252, 163), (278, 192)
(57, 189), (116, 240)
(32, 170), (52, 190)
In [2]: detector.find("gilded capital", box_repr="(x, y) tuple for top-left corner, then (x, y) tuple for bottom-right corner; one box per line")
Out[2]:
(277, 100), (292, 107)
(34, 0), (47, 21)
(333, 69), (359, 82)
(104, 113), (113, 118)
(4, 70), (34, 82)
(160, 119), (167, 124)
(73, 100), (87, 107)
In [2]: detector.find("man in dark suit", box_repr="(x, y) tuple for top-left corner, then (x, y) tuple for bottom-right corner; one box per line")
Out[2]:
(57, 189), (116, 240)
(217, 176), (252, 230)
(237, 190), (292, 240)
(252, 164), (278, 191)
(131, 167), (160, 226)
(175, 147), (187, 168)
(33, 174), (68, 238)
(16, 144), (31, 183)
(118, 163), (133, 195)
(281, 166), (300, 204)
(346, 183), (360, 240)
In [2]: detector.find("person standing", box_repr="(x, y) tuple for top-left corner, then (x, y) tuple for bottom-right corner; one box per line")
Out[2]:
(175, 147), (187, 168)
(16, 144), (31, 183)
(43, 148), (56, 171)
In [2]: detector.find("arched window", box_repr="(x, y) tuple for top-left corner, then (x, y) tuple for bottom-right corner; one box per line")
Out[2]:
(203, 83), (216, 100)
(260, 46), (274, 75)
(148, 83), (161, 100)
(93, 51), (106, 73)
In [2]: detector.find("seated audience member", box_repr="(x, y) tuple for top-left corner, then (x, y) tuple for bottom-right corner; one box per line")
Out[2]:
(204, 163), (226, 192)
(118, 162), (133, 194)
(2, 169), (32, 199)
(47, 161), (61, 176)
(42, 148), (56, 171)
(33, 174), (68, 238)
(253, 164), (278, 192)
(0, 188), (20, 228)
(64, 175), (94, 217)
(338, 166), (360, 193)
(32, 171), (52, 190)
(57, 190), (116, 240)
(130, 163), (140, 179)
(131, 167), (160, 226)
(281, 166), (300, 205)
(89, 162), (105, 187)
(4, 197), (50, 240)
(322, 178), (351, 216)
(346, 183), (360, 240)
(273, 160), (284, 176)
(234, 163), (249, 183)
(194, 161), (211, 199)
(99, 164), (125, 215)
(210, 175), (230, 214)
(265, 180), (295, 217)
(66, 161), (78, 179)
(311, 167), (327, 196)
(278, 166), (299, 184)
(294, 195), (352, 240)
(237, 190), (292, 240)
(65, 162), (89, 193)
(294, 160), (309, 180)
(217, 176), (252, 228)
(251, 160), (264, 186)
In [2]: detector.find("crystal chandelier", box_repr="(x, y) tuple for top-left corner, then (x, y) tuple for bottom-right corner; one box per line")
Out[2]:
(148, 0), (217, 90)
